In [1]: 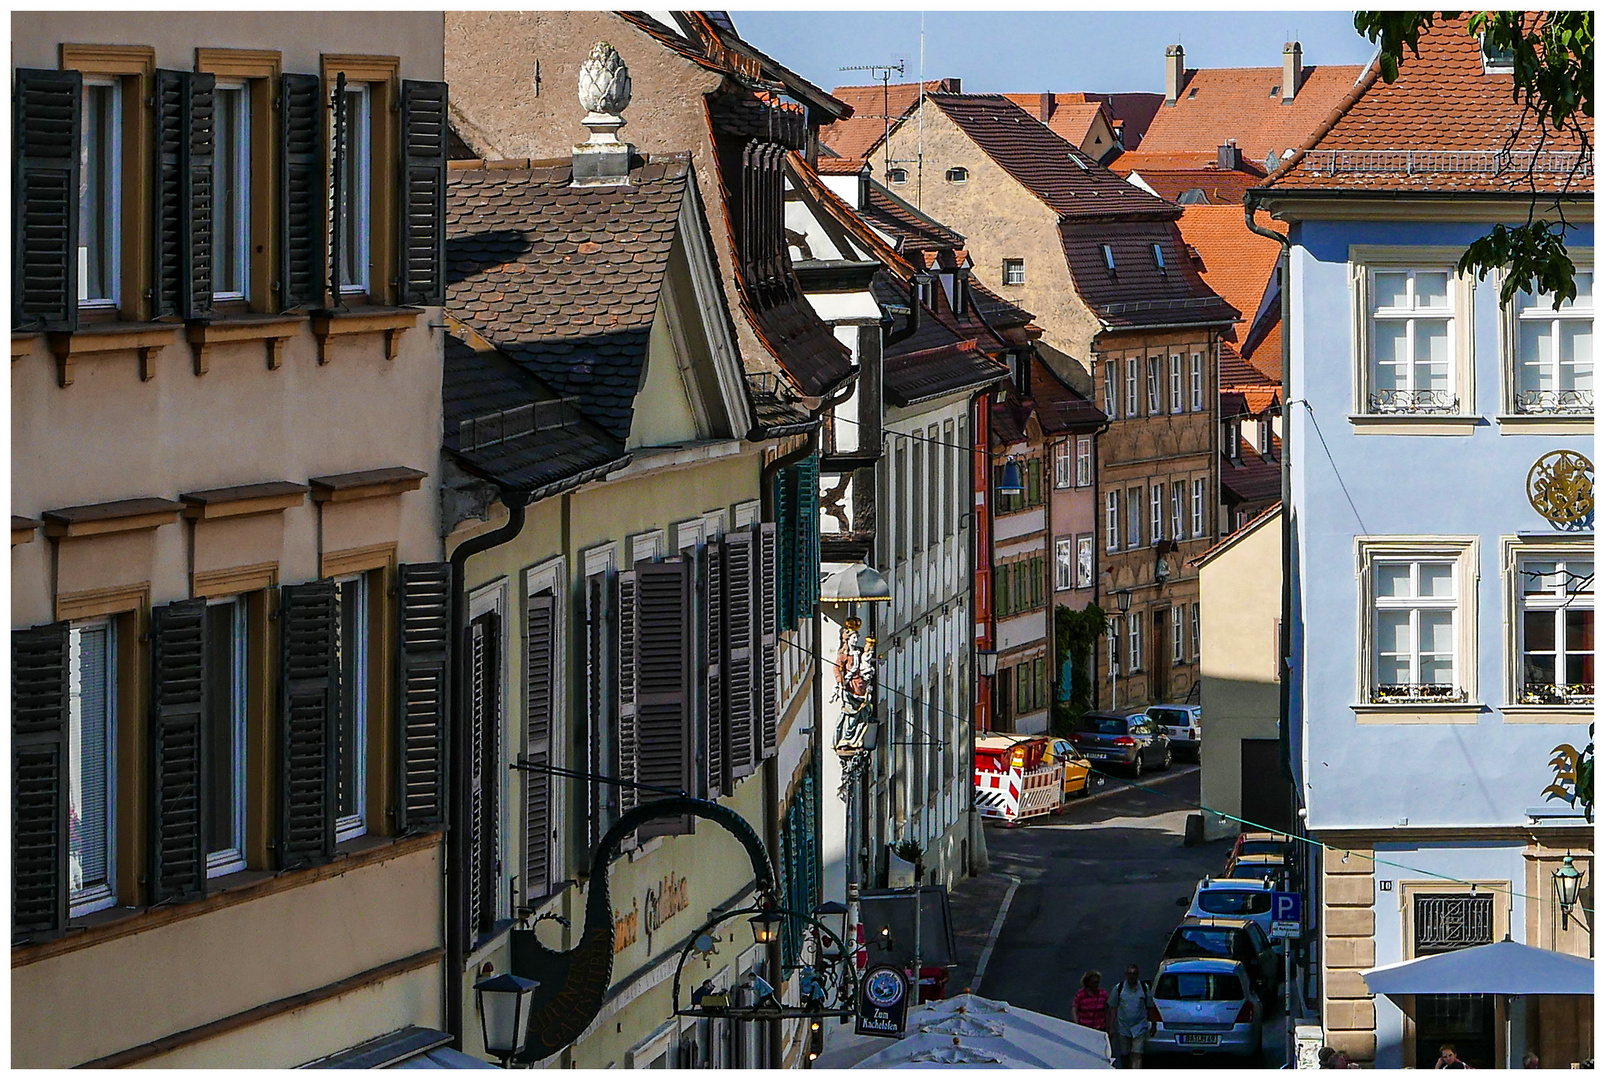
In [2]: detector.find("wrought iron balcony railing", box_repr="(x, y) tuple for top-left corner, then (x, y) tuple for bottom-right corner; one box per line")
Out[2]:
(1514, 389), (1595, 416)
(1303, 149), (1593, 178)
(1371, 683), (1468, 705)
(1519, 682), (1595, 707)
(1368, 389), (1460, 414)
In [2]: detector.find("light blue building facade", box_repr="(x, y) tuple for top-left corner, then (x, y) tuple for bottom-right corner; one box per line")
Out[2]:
(1254, 25), (1593, 1071)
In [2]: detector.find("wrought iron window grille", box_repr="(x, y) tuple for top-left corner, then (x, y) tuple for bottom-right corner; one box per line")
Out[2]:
(1371, 683), (1468, 705)
(1414, 893), (1494, 955)
(1368, 389), (1460, 414)
(1519, 682), (1595, 706)
(1514, 389), (1595, 415)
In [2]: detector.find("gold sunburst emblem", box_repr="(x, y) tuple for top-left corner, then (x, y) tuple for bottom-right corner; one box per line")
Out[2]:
(1526, 451), (1594, 525)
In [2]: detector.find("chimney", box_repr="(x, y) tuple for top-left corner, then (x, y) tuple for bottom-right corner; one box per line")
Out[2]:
(1282, 41), (1303, 102)
(1216, 139), (1241, 172)
(573, 42), (634, 187)
(1038, 92), (1053, 122)
(1165, 44), (1185, 105)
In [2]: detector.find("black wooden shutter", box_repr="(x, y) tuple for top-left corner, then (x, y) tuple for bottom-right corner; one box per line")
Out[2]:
(757, 523), (779, 760)
(636, 558), (692, 840)
(12, 68), (81, 332)
(12, 623), (71, 939)
(278, 581), (339, 867)
(327, 73), (348, 305)
(279, 73), (324, 310)
(703, 540), (724, 800)
(722, 529), (756, 783)
(152, 70), (184, 320)
(396, 562), (450, 831)
(584, 575), (606, 855)
(149, 598), (209, 903)
(522, 594), (555, 903)
(399, 80), (448, 305)
(182, 72), (215, 319)
(467, 612), (501, 937)
(616, 569), (639, 815)
(154, 70), (217, 320)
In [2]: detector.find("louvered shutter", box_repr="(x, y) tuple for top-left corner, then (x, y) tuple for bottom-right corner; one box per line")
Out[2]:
(703, 541), (724, 799)
(796, 454), (820, 620)
(12, 68), (81, 332)
(399, 80), (447, 305)
(616, 569), (639, 815)
(467, 613), (501, 937)
(278, 581), (338, 867)
(722, 529), (756, 783)
(774, 468), (795, 631)
(152, 70), (184, 319)
(396, 563), (450, 831)
(12, 623), (70, 939)
(757, 523), (779, 760)
(278, 73), (324, 310)
(584, 575), (606, 855)
(149, 598), (209, 903)
(636, 559), (692, 841)
(522, 594), (555, 902)
(183, 72), (215, 319)
(154, 70), (216, 320)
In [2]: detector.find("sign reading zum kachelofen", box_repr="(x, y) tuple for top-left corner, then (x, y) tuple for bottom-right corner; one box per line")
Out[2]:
(856, 964), (911, 1038)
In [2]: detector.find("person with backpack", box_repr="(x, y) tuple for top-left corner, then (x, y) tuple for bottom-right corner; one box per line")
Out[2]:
(1073, 970), (1110, 1032)
(1106, 964), (1157, 1068)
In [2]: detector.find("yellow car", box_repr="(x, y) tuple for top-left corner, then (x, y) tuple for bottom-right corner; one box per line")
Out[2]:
(1042, 737), (1092, 800)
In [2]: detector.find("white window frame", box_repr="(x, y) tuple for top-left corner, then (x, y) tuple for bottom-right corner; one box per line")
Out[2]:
(1109, 616), (1121, 672)
(1105, 491), (1119, 552)
(1355, 536), (1479, 709)
(78, 77), (123, 309)
(212, 80), (251, 301)
(1170, 480), (1185, 540)
(1125, 357), (1139, 417)
(1076, 534), (1094, 589)
(335, 573), (371, 843)
(1053, 439), (1071, 489)
(1191, 478), (1205, 538)
(1170, 354), (1184, 414)
(1127, 611), (1142, 672)
(1190, 352), (1204, 411)
(1127, 486), (1142, 550)
(1002, 258), (1025, 286)
(1191, 603), (1202, 659)
(1150, 484), (1164, 542)
(1152, 242), (1167, 275)
(1147, 357), (1162, 414)
(1171, 605), (1185, 664)
(945, 166), (969, 184)
(1055, 538), (1074, 591)
(334, 82), (372, 294)
(1075, 436), (1092, 488)
(889, 167), (908, 185)
(206, 598), (249, 878)
(1103, 361), (1119, 419)
(1500, 256), (1593, 418)
(68, 619), (118, 917)
(1350, 246), (1476, 422)
(1501, 537), (1593, 712)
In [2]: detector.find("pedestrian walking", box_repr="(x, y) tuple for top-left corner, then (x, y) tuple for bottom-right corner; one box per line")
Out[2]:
(1522, 1052), (1540, 1068)
(1106, 964), (1156, 1069)
(1072, 970), (1110, 1032)
(1435, 1043), (1472, 1069)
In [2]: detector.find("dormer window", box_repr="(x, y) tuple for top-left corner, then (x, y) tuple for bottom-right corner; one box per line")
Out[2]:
(1269, 84), (1280, 98)
(889, 167), (908, 184)
(945, 166), (969, 184)
(1101, 245), (1117, 275)
(1152, 243), (1167, 275)
(1481, 33), (1515, 73)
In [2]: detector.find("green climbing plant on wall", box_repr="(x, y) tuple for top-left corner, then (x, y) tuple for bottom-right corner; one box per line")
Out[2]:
(1053, 603), (1108, 734)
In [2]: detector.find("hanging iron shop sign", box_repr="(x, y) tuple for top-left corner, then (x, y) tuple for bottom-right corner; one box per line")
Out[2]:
(856, 963), (911, 1038)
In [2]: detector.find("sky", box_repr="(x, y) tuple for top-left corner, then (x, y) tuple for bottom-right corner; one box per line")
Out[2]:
(728, 9), (1379, 96)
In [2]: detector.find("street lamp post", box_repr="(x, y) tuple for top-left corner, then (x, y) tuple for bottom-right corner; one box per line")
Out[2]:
(1553, 854), (1584, 931)
(1113, 589), (1132, 710)
(473, 970), (541, 1068)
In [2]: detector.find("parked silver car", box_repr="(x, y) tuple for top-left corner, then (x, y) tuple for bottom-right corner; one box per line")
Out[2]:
(1146, 704), (1201, 761)
(1184, 876), (1278, 942)
(1147, 957), (1264, 1058)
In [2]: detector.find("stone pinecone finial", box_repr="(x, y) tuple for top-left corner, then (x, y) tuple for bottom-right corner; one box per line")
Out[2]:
(578, 41), (631, 117)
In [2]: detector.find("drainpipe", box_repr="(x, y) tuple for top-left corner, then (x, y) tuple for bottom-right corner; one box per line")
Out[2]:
(1086, 411), (1112, 709)
(446, 488), (530, 1048)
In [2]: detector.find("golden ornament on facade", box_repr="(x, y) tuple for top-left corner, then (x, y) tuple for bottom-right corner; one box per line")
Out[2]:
(1526, 450), (1594, 525)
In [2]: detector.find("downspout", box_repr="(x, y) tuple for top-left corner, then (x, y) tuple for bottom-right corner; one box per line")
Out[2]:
(1087, 412), (1112, 708)
(446, 487), (530, 1048)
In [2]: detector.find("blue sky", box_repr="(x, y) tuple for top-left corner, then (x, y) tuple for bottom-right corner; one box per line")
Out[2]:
(729, 10), (1378, 96)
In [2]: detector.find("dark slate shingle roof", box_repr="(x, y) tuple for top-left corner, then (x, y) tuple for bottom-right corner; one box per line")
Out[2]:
(1059, 218), (1238, 330)
(446, 156), (690, 442)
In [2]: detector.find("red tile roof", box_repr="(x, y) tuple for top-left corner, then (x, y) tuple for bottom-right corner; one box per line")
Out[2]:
(1221, 435), (1282, 505)
(1265, 17), (1594, 194)
(1128, 168), (1265, 205)
(1140, 62), (1367, 164)
(815, 155), (869, 176)
(820, 79), (961, 159)
(999, 95), (1118, 156)
(1241, 318), (1281, 382)
(1059, 218), (1239, 330)
(925, 94), (1177, 219)
(1027, 357), (1105, 433)
(1176, 205), (1283, 358)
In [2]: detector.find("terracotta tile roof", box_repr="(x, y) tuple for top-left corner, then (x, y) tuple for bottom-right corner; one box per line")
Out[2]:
(1113, 150), (1265, 174)
(1129, 168), (1266, 205)
(1241, 318), (1281, 381)
(1067, 92), (1165, 150)
(815, 155), (869, 176)
(820, 79), (961, 159)
(926, 94), (1177, 219)
(999, 95), (1117, 155)
(1028, 357), (1106, 433)
(1221, 435), (1282, 504)
(1176, 205), (1284, 354)
(1059, 218), (1238, 330)
(969, 279), (1035, 334)
(1218, 341), (1267, 388)
(446, 156), (689, 442)
(871, 273), (1009, 407)
(1140, 63), (1367, 163)
(1265, 17), (1593, 194)
(861, 178), (967, 254)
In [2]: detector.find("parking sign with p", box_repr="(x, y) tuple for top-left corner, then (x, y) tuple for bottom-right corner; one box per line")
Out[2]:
(1270, 891), (1301, 939)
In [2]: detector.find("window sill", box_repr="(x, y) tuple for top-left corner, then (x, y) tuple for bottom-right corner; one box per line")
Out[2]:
(309, 305), (422, 364)
(1502, 705), (1594, 724)
(1347, 414), (1481, 436)
(46, 322), (183, 386)
(1351, 702), (1486, 724)
(12, 332), (38, 358)
(187, 314), (306, 374)
(1495, 413), (1594, 435)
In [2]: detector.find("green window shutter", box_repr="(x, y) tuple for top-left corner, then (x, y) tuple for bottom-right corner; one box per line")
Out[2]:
(396, 562), (451, 831)
(774, 467), (794, 632)
(12, 68), (81, 332)
(797, 454), (820, 620)
(522, 594), (555, 901)
(635, 558), (693, 840)
(12, 622), (71, 939)
(278, 581), (339, 868)
(278, 73), (325, 310)
(399, 80), (448, 305)
(149, 598), (210, 904)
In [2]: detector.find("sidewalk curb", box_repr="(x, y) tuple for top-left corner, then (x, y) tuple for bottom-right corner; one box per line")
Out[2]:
(970, 873), (1020, 995)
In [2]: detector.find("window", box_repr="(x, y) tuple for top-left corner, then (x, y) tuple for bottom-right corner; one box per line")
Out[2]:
(1106, 491), (1120, 552)
(1509, 270), (1593, 415)
(1055, 538), (1074, 591)
(1150, 484), (1164, 542)
(1152, 242), (1167, 275)
(1127, 611), (1142, 671)
(1480, 33), (1515, 74)
(1003, 258), (1025, 286)
(1367, 555), (1467, 703)
(1258, 418), (1273, 454)
(1170, 355), (1184, 413)
(1191, 478), (1205, 538)
(1125, 358), (1139, 416)
(205, 599), (247, 877)
(945, 166), (969, 184)
(888, 167), (908, 184)
(1172, 605), (1185, 664)
(1191, 603), (1202, 659)
(1054, 440), (1073, 489)
(335, 575), (371, 841)
(1075, 437), (1092, 488)
(894, 442), (908, 561)
(1101, 244), (1116, 274)
(1226, 419), (1241, 459)
(944, 420), (957, 538)
(1191, 352), (1204, 411)
(1127, 486), (1142, 549)
(1171, 481), (1185, 540)
(1147, 357), (1162, 413)
(1517, 555), (1593, 705)
(1367, 267), (1456, 412)
(1104, 361), (1119, 418)
(1026, 459), (1043, 507)
(78, 79), (123, 307)
(1109, 617), (1122, 672)
(69, 621), (117, 915)
(1076, 535), (1094, 589)
(333, 82), (372, 294)
(213, 81), (251, 300)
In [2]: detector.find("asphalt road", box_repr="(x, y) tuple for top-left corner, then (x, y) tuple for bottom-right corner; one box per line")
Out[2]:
(971, 766), (1286, 1069)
